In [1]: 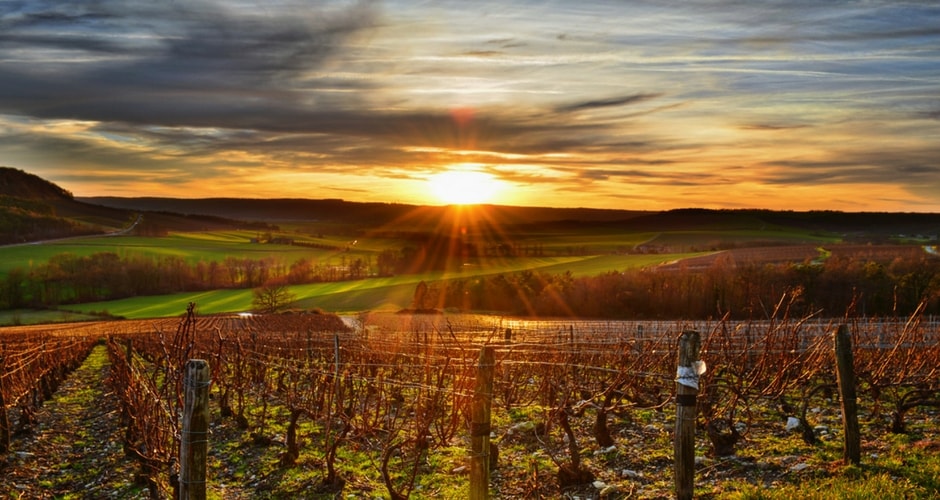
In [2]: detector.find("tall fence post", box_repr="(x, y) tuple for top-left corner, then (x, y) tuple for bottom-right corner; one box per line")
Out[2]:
(674, 330), (702, 500)
(470, 345), (495, 500)
(180, 359), (210, 500)
(834, 324), (861, 465)
(0, 356), (9, 454)
(333, 333), (341, 392)
(125, 338), (133, 365)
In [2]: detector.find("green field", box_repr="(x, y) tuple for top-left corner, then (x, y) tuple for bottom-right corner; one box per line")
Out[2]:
(0, 230), (394, 278)
(504, 228), (661, 254)
(644, 229), (840, 249)
(56, 251), (694, 319)
(0, 308), (105, 326)
(0, 220), (835, 322)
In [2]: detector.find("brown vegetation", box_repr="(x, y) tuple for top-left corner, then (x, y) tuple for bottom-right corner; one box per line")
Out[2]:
(418, 246), (940, 318)
(2, 307), (939, 498)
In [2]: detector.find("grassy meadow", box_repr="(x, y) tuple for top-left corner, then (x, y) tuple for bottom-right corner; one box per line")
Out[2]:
(0, 230), (376, 278)
(56, 252), (696, 319)
(0, 217), (838, 322)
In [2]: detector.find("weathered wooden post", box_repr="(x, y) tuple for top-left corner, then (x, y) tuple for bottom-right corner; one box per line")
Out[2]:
(675, 330), (702, 500)
(333, 333), (341, 382)
(0, 356), (9, 454)
(125, 338), (133, 365)
(634, 324), (645, 356)
(470, 345), (495, 500)
(180, 359), (210, 500)
(834, 324), (861, 465)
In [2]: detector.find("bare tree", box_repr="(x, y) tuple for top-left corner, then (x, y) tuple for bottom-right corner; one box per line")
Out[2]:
(252, 279), (296, 313)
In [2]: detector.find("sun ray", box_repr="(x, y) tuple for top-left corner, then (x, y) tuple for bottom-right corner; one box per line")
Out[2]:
(427, 166), (503, 205)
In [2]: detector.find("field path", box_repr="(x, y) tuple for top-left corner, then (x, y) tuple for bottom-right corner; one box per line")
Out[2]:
(0, 214), (142, 249)
(0, 345), (149, 499)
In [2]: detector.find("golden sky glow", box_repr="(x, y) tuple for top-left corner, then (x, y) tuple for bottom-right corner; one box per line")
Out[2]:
(0, 1), (938, 211)
(428, 167), (505, 205)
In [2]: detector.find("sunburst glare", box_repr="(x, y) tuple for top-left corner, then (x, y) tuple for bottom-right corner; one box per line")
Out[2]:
(427, 167), (503, 205)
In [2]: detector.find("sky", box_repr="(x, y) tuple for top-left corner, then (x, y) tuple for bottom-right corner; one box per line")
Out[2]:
(1, 0), (939, 212)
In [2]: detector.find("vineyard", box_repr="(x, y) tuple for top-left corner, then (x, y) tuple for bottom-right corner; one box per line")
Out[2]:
(1, 303), (939, 498)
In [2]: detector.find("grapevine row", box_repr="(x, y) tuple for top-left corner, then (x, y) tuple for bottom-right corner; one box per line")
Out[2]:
(5, 303), (938, 497)
(0, 325), (99, 453)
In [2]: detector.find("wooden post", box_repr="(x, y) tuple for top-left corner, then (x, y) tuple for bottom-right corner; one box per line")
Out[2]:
(635, 324), (644, 355)
(333, 333), (341, 379)
(332, 333), (342, 402)
(125, 338), (133, 365)
(834, 324), (861, 465)
(0, 356), (9, 454)
(180, 359), (210, 500)
(674, 330), (701, 500)
(470, 346), (495, 500)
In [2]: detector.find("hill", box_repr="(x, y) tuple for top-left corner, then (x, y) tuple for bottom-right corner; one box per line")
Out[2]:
(0, 167), (74, 200)
(0, 167), (269, 244)
(0, 166), (116, 244)
(5, 167), (940, 244)
(81, 196), (648, 227)
(80, 197), (940, 241)
(590, 208), (939, 244)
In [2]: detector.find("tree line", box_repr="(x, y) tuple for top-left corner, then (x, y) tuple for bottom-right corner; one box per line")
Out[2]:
(0, 252), (373, 309)
(413, 253), (940, 319)
(2, 247), (938, 318)
(0, 243), (441, 310)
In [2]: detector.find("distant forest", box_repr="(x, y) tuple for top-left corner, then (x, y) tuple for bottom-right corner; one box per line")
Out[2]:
(2, 247), (938, 319)
(414, 254), (940, 319)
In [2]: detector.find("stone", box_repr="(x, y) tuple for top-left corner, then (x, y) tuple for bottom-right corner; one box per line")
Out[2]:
(785, 416), (801, 431)
(789, 463), (810, 472)
(622, 469), (641, 479)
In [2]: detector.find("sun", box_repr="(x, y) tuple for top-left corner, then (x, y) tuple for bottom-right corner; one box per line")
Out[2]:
(428, 168), (502, 205)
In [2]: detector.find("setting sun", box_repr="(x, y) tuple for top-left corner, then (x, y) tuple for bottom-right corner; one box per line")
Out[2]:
(428, 169), (502, 205)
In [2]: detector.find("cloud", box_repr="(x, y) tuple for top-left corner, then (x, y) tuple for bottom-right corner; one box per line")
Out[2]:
(758, 146), (940, 192)
(485, 38), (524, 49)
(0, 0), (378, 117)
(739, 123), (811, 131)
(555, 94), (662, 114)
(0, 0), (939, 210)
(3, 0), (663, 164)
(461, 50), (504, 57)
